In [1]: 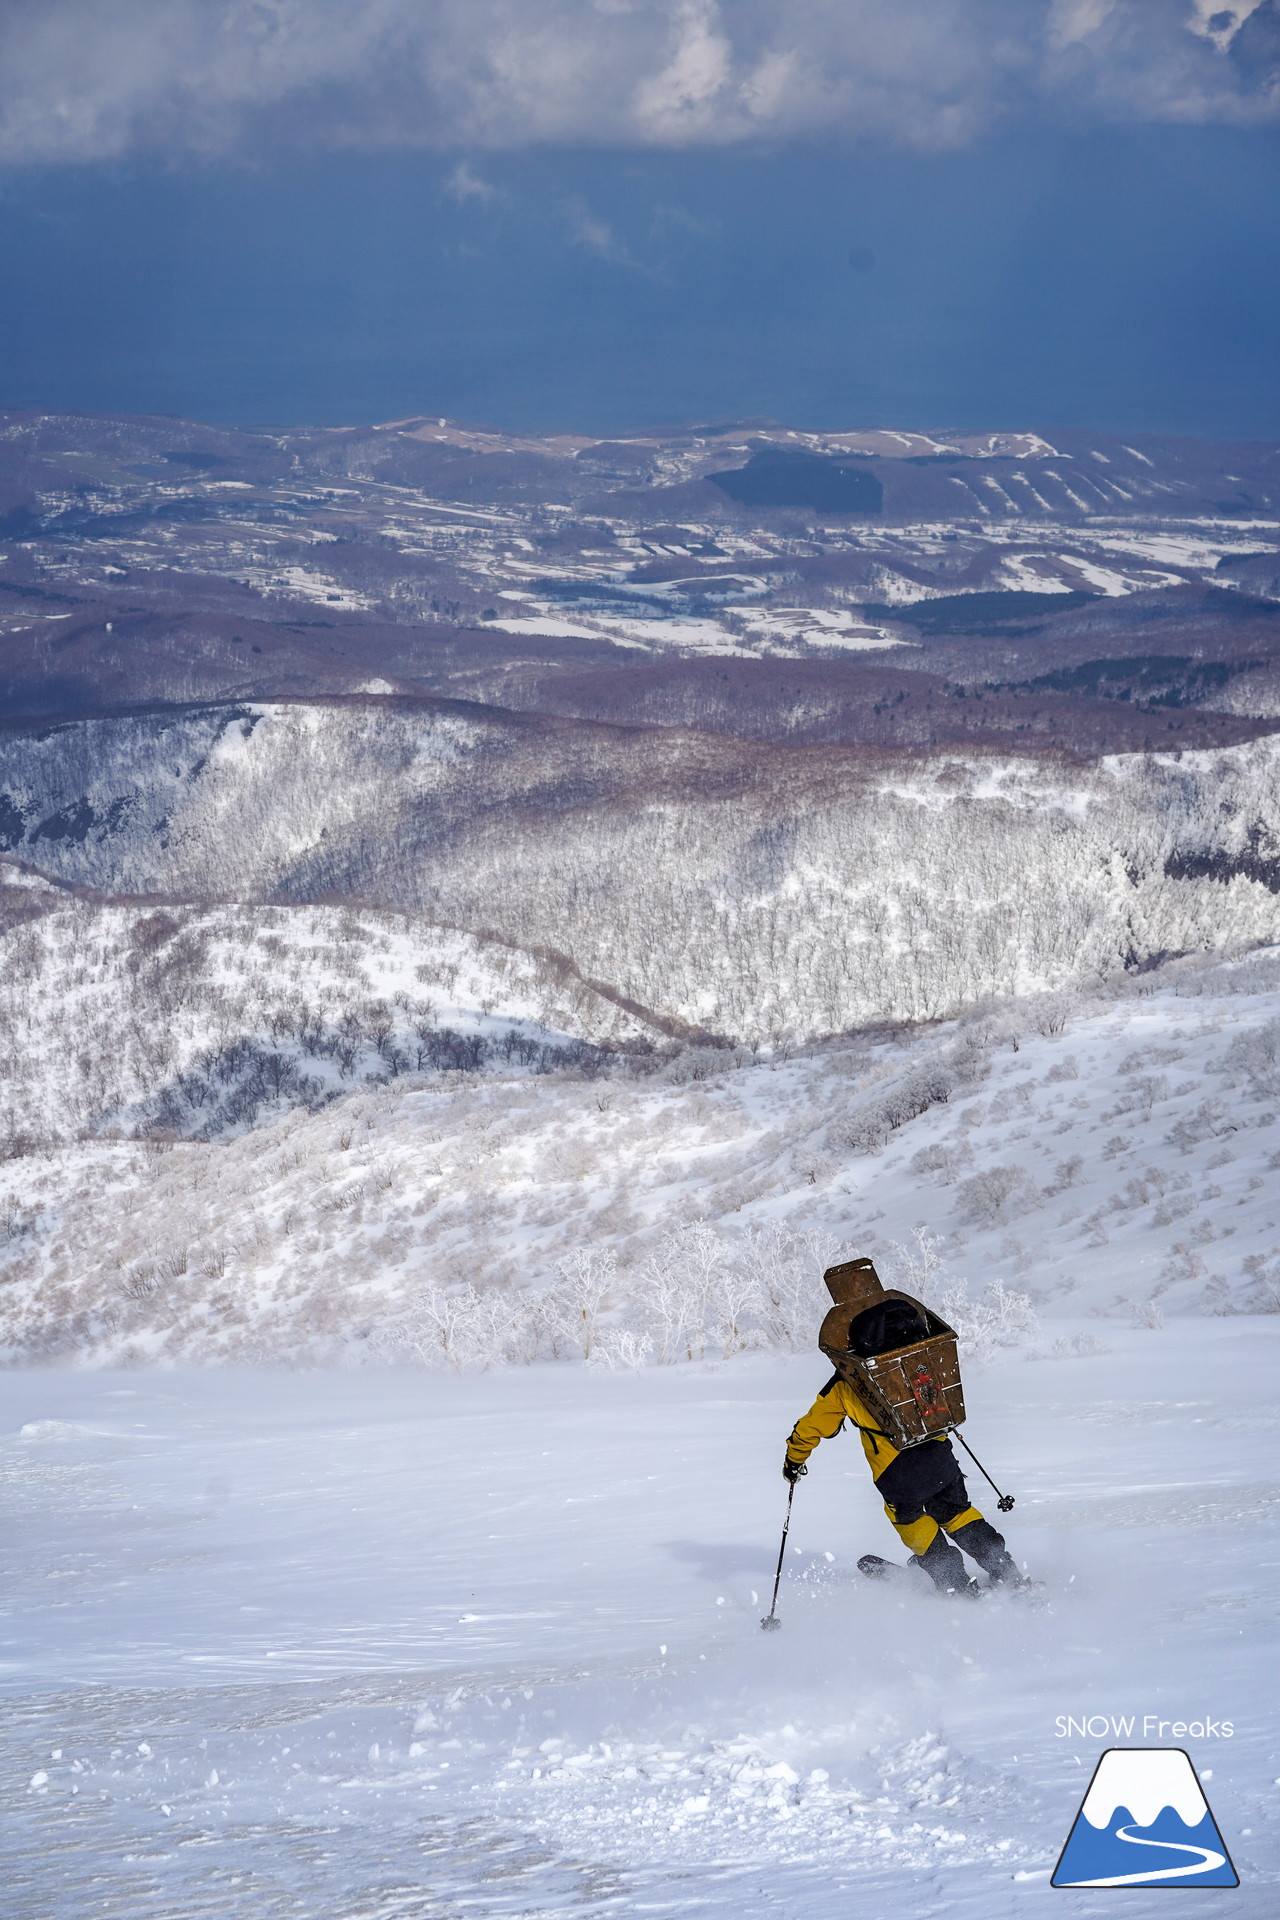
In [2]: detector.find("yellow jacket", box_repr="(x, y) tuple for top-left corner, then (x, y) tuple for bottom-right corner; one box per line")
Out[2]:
(786, 1371), (949, 1489)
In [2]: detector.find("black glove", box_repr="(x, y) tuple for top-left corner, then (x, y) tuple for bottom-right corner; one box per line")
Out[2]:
(783, 1457), (807, 1484)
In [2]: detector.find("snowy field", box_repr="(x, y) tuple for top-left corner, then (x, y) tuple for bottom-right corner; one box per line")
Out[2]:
(3, 1326), (1278, 1918)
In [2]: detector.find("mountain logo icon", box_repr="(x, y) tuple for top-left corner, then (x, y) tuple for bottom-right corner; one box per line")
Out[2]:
(1053, 1748), (1238, 1887)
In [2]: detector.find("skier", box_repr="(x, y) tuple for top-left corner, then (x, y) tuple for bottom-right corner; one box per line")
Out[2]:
(783, 1365), (1026, 1596)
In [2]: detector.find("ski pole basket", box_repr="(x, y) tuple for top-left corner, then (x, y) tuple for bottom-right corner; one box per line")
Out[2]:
(818, 1256), (965, 1449)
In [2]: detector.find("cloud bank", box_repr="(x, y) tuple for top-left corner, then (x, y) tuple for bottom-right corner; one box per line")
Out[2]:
(0, 0), (1277, 164)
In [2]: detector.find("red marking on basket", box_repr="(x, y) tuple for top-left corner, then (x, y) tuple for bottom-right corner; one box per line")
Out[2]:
(910, 1366), (942, 1415)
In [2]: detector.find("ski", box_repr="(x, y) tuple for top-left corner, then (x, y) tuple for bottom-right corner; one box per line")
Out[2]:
(857, 1552), (932, 1591)
(857, 1553), (983, 1598)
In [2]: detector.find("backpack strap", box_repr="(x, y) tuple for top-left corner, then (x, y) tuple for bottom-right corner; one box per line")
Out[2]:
(844, 1414), (892, 1454)
(821, 1371), (892, 1453)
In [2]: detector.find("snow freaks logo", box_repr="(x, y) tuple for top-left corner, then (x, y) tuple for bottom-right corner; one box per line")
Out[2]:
(1052, 1749), (1239, 1889)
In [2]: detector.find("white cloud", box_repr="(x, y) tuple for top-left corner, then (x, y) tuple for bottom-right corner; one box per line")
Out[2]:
(444, 160), (499, 203)
(1047, 0), (1119, 51)
(0, 0), (1274, 166)
(632, 0), (733, 133)
(564, 195), (643, 266)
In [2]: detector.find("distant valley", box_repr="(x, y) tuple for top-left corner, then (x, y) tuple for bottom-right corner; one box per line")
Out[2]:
(1, 409), (1278, 754)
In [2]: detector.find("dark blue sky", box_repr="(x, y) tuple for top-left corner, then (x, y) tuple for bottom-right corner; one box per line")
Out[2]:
(1, 126), (1277, 438)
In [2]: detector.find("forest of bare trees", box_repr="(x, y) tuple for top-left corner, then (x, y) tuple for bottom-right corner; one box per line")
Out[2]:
(4, 702), (1280, 1040)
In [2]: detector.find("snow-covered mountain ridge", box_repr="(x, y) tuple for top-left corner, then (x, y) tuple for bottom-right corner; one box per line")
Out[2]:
(0, 874), (654, 1151)
(4, 703), (1280, 1036)
(3, 930), (1278, 1366)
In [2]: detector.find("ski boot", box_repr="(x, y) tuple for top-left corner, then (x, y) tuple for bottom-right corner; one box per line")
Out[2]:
(912, 1532), (985, 1599)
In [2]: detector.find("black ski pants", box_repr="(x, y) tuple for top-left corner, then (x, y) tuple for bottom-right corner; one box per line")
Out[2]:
(883, 1467), (1019, 1590)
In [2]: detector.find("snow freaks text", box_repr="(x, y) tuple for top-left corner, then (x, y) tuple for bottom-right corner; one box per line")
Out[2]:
(1055, 1717), (1235, 1739)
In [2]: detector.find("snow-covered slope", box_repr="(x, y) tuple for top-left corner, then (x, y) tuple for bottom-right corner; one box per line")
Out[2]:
(5, 703), (1280, 1035)
(4, 937), (1279, 1364)
(0, 870), (653, 1148)
(3, 1322), (1276, 1919)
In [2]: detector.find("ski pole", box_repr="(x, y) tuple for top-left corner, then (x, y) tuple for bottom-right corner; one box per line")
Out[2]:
(760, 1480), (796, 1631)
(952, 1430), (1015, 1512)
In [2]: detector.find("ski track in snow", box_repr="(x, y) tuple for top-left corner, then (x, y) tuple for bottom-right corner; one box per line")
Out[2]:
(2, 1323), (1279, 1918)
